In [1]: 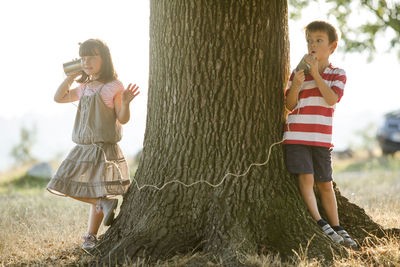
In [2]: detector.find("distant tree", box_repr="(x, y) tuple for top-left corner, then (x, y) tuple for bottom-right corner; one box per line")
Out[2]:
(352, 122), (379, 156)
(289, 0), (400, 60)
(10, 125), (37, 165)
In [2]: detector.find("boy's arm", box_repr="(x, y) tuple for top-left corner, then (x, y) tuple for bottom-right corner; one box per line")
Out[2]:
(312, 73), (339, 106)
(285, 70), (305, 111)
(305, 55), (339, 106)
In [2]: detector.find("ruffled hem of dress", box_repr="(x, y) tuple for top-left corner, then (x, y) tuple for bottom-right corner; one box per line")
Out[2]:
(47, 143), (130, 198)
(47, 178), (130, 198)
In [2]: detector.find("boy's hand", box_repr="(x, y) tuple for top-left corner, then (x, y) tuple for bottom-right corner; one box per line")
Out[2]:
(292, 69), (305, 88)
(121, 83), (140, 106)
(304, 54), (318, 76)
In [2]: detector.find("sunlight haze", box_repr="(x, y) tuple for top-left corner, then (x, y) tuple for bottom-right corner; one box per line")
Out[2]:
(0, 0), (399, 171)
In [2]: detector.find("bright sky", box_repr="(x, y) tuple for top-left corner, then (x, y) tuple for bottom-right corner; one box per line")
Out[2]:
(0, 0), (150, 171)
(0, 0), (399, 171)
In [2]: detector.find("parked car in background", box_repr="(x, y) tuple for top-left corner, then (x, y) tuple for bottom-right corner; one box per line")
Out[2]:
(377, 109), (400, 155)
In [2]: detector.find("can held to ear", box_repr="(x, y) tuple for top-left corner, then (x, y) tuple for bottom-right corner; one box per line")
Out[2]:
(63, 59), (82, 75)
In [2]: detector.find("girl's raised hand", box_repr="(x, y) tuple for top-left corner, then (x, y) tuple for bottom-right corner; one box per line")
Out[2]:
(121, 83), (140, 105)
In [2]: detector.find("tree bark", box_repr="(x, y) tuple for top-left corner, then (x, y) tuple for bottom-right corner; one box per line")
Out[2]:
(93, 0), (390, 265)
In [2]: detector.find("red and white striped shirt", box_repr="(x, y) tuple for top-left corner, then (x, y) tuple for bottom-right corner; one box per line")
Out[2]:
(283, 64), (346, 148)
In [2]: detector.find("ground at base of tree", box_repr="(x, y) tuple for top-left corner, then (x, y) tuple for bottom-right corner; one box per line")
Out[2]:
(1, 156), (400, 266)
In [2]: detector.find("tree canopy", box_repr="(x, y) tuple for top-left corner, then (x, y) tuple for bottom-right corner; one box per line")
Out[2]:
(289, 0), (400, 61)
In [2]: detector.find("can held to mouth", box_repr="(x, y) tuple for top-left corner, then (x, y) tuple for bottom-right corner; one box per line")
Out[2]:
(63, 59), (82, 75)
(295, 54), (310, 75)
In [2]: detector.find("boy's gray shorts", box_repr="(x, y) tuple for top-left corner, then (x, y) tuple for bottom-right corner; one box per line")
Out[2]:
(284, 144), (333, 182)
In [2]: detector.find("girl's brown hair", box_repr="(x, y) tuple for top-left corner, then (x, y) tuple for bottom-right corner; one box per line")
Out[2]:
(77, 39), (118, 84)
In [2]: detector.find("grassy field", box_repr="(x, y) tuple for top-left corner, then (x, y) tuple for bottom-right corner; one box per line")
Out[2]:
(1, 155), (400, 266)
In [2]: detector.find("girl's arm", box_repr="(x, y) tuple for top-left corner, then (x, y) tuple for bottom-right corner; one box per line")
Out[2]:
(54, 74), (80, 103)
(114, 84), (140, 124)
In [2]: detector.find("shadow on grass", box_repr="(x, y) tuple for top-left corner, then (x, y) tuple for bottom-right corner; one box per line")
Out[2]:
(17, 247), (92, 266)
(20, 246), (220, 267)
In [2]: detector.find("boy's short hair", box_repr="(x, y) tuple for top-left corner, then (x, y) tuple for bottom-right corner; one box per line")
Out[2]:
(305, 21), (338, 44)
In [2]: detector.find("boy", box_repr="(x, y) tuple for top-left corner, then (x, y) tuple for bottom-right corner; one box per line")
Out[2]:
(283, 21), (356, 248)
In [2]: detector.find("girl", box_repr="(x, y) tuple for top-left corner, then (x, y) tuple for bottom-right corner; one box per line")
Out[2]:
(47, 39), (140, 251)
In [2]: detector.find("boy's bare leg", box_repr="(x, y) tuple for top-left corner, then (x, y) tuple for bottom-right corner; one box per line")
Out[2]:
(298, 173), (321, 221)
(316, 181), (339, 226)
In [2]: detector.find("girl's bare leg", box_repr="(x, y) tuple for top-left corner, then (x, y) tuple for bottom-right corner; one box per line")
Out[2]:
(87, 204), (104, 235)
(70, 196), (98, 205)
(69, 196), (103, 235)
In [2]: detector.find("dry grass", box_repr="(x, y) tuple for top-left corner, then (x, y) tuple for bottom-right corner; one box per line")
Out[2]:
(1, 155), (399, 266)
(333, 155), (400, 229)
(0, 193), (91, 265)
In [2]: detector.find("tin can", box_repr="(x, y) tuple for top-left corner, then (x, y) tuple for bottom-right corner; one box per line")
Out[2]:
(295, 54), (310, 75)
(63, 59), (82, 75)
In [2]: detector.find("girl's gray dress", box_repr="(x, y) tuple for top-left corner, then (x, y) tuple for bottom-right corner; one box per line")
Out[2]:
(47, 83), (130, 198)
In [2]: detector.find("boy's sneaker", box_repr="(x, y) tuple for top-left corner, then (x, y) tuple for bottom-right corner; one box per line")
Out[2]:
(336, 229), (358, 248)
(96, 198), (118, 226)
(321, 224), (344, 244)
(82, 233), (97, 251)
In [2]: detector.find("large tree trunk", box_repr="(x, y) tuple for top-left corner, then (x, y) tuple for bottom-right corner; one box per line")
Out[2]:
(94, 0), (387, 265)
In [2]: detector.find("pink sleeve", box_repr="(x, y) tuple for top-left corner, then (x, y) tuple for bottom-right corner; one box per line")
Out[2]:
(101, 80), (124, 108)
(76, 83), (85, 99)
